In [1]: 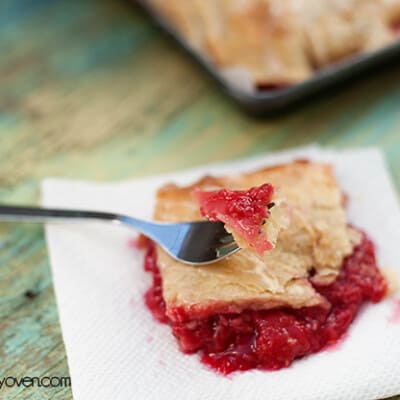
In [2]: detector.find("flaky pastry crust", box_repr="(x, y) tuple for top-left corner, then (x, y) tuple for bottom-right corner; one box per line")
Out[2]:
(154, 160), (360, 318)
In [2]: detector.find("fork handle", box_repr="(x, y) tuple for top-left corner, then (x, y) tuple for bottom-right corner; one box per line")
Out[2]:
(0, 205), (168, 242)
(0, 205), (119, 224)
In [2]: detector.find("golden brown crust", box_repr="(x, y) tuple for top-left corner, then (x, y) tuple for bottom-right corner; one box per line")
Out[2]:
(154, 160), (356, 319)
(146, 0), (400, 86)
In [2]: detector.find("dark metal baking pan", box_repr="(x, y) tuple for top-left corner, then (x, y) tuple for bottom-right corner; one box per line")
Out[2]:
(135, 0), (400, 114)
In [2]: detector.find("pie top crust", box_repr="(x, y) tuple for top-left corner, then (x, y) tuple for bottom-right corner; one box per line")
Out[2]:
(154, 160), (361, 318)
(145, 0), (400, 87)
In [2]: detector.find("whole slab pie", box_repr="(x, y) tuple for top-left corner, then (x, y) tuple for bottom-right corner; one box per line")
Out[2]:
(143, 160), (387, 374)
(145, 0), (400, 88)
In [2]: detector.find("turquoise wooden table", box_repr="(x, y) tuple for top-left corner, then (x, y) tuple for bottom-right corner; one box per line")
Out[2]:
(0, 1), (399, 399)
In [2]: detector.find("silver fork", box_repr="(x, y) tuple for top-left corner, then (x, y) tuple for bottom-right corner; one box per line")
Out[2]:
(0, 205), (240, 265)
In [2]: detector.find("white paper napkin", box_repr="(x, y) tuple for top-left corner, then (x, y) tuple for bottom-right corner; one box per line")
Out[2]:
(42, 146), (400, 400)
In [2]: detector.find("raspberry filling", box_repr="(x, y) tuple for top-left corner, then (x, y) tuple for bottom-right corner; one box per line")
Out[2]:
(257, 83), (288, 91)
(143, 231), (387, 374)
(194, 184), (275, 255)
(391, 19), (400, 34)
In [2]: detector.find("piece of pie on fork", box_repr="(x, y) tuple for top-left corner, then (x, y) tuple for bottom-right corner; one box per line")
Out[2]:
(142, 160), (387, 374)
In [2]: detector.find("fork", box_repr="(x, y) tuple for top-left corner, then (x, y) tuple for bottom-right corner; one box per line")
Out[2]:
(0, 205), (240, 265)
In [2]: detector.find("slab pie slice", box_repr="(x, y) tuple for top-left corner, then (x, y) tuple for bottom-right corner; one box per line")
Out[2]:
(144, 159), (387, 374)
(153, 160), (358, 319)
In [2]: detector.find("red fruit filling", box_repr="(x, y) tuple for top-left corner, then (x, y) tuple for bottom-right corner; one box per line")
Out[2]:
(256, 83), (288, 91)
(391, 19), (400, 34)
(143, 231), (387, 374)
(194, 183), (275, 255)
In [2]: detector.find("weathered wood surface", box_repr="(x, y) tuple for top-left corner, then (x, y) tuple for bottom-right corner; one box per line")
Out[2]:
(0, 0), (399, 399)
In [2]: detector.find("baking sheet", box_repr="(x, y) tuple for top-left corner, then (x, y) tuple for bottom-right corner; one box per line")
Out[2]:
(135, 0), (400, 114)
